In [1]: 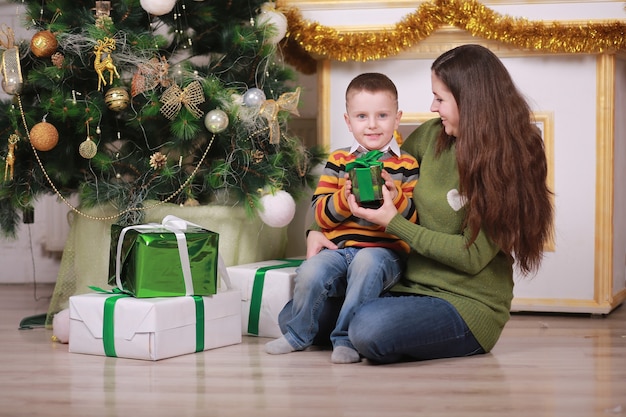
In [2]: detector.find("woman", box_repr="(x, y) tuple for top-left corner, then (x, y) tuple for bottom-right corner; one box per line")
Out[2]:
(279, 44), (553, 364)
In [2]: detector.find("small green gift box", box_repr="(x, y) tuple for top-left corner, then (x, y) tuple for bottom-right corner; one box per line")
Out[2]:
(108, 215), (219, 298)
(346, 150), (384, 207)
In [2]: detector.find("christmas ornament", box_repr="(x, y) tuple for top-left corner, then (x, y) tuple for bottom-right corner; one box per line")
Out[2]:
(183, 198), (200, 207)
(258, 190), (296, 228)
(94, 37), (120, 91)
(79, 136), (98, 159)
(51, 308), (70, 344)
(204, 109), (229, 133)
(259, 87), (301, 144)
(251, 149), (265, 163)
(50, 52), (65, 69)
(160, 80), (205, 120)
(394, 129), (403, 145)
(94, 1), (111, 17)
(149, 151), (167, 170)
(140, 0), (177, 16)
(29, 121), (59, 151)
(22, 206), (34, 224)
(30, 30), (58, 58)
(1, 47), (22, 95)
(243, 88), (266, 107)
(256, 3), (288, 45)
(104, 87), (130, 111)
(1, 27), (22, 95)
(4, 134), (18, 182)
(131, 56), (172, 97)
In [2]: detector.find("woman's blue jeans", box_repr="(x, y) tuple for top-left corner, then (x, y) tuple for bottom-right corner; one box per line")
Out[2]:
(279, 247), (403, 351)
(279, 292), (485, 364)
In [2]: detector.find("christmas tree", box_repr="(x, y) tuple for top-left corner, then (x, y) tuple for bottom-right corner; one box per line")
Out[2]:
(0, 0), (324, 237)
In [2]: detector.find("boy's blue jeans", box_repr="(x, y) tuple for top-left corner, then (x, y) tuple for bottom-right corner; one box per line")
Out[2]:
(279, 246), (403, 351)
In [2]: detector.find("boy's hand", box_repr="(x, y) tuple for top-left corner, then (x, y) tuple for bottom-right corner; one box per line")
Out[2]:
(343, 173), (353, 200)
(306, 230), (338, 259)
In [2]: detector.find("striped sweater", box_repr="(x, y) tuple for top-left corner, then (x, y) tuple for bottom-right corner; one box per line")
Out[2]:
(312, 147), (419, 254)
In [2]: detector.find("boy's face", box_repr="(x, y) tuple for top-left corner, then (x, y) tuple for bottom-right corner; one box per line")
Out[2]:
(344, 90), (401, 151)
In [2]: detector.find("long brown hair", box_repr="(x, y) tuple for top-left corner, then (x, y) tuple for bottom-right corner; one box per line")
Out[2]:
(431, 44), (553, 275)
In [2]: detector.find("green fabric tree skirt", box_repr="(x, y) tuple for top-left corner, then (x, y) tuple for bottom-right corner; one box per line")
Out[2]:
(45, 202), (288, 327)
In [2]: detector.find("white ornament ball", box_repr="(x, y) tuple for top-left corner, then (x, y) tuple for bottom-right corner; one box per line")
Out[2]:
(140, 0), (177, 16)
(258, 190), (296, 228)
(257, 7), (288, 45)
(204, 109), (229, 133)
(52, 308), (70, 344)
(243, 87), (266, 107)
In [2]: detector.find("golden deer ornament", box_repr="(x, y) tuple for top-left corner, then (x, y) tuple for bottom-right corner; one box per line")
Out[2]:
(4, 134), (18, 182)
(94, 37), (119, 91)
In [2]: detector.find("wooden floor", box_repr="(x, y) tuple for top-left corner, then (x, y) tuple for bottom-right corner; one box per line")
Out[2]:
(1, 284), (625, 417)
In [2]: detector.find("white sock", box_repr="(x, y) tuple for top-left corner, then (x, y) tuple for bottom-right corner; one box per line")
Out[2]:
(264, 336), (297, 355)
(331, 346), (361, 364)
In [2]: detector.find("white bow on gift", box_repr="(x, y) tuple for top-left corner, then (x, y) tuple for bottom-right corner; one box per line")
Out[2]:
(115, 215), (231, 295)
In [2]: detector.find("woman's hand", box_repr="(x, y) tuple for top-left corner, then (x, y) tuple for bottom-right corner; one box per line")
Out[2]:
(381, 169), (398, 201)
(306, 230), (338, 259)
(348, 184), (398, 228)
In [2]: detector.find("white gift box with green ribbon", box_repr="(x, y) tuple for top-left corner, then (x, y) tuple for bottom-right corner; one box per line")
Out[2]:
(227, 258), (303, 338)
(68, 290), (242, 361)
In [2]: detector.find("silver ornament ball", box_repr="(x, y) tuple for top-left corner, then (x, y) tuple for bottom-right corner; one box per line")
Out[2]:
(204, 109), (229, 133)
(243, 88), (266, 107)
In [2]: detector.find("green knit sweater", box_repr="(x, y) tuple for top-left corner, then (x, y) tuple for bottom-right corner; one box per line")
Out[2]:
(386, 118), (514, 352)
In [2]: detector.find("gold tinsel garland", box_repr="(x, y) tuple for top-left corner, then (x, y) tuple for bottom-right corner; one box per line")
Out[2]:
(282, 0), (626, 64)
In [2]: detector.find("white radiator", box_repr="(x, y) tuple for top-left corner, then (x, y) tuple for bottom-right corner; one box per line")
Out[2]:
(39, 193), (78, 253)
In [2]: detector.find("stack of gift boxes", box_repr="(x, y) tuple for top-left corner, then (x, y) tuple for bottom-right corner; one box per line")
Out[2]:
(68, 215), (301, 361)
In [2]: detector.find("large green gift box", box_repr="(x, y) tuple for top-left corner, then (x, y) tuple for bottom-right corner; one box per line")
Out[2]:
(108, 215), (218, 297)
(346, 150), (384, 207)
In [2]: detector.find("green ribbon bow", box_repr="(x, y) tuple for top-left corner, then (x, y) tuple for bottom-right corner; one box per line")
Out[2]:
(345, 149), (384, 171)
(248, 258), (304, 335)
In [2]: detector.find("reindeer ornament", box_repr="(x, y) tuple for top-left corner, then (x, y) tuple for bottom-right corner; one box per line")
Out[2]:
(94, 37), (120, 91)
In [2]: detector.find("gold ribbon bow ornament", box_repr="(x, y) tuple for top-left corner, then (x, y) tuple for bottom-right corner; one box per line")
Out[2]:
(259, 87), (301, 144)
(1, 25), (23, 95)
(160, 80), (205, 120)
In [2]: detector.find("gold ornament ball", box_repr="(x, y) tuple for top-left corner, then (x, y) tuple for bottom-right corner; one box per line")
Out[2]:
(105, 87), (130, 111)
(30, 30), (58, 58)
(79, 138), (98, 159)
(29, 122), (59, 151)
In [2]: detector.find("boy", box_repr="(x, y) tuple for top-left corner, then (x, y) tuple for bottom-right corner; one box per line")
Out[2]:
(265, 73), (419, 363)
